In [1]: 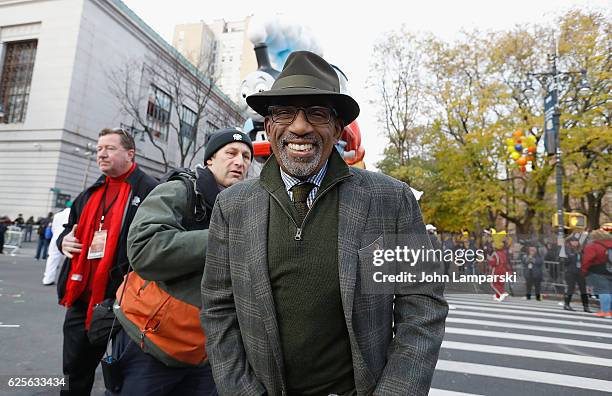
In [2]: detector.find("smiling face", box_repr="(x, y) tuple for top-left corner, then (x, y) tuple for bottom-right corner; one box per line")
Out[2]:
(206, 142), (252, 187)
(264, 98), (343, 179)
(96, 133), (135, 177)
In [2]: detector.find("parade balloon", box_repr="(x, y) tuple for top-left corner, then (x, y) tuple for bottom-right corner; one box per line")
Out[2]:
(513, 130), (523, 138)
(505, 138), (515, 146)
(526, 156), (535, 162)
(515, 144), (523, 152)
(511, 152), (520, 160)
(528, 146), (536, 154)
(520, 165), (527, 172)
(517, 157), (527, 166)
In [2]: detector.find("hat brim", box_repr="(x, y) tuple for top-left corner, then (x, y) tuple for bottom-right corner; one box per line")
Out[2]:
(246, 87), (360, 125)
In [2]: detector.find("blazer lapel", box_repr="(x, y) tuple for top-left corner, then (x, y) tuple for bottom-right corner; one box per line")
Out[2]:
(243, 185), (286, 387)
(337, 174), (371, 326)
(338, 173), (378, 391)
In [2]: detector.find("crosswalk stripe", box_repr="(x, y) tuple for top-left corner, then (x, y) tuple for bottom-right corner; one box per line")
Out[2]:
(448, 303), (608, 323)
(437, 293), (612, 394)
(449, 310), (611, 329)
(446, 317), (612, 339)
(445, 327), (612, 350)
(446, 298), (597, 317)
(429, 389), (483, 396)
(435, 360), (612, 392)
(448, 301), (606, 323)
(442, 340), (612, 367)
(448, 293), (585, 306)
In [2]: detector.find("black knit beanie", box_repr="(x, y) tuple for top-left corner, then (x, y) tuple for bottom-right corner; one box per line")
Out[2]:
(204, 128), (254, 164)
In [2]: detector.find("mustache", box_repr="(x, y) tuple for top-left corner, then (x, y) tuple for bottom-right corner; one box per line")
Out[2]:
(279, 132), (321, 145)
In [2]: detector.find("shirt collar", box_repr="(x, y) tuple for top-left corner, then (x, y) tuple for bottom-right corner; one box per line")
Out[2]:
(279, 160), (329, 193)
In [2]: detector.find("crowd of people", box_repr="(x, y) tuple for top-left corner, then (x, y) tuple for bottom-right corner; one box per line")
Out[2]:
(48, 51), (448, 396)
(427, 227), (612, 316)
(1, 51), (609, 396)
(0, 212), (54, 255)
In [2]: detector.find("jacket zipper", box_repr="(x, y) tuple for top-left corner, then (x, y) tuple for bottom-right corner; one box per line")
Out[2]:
(268, 175), (351, 241)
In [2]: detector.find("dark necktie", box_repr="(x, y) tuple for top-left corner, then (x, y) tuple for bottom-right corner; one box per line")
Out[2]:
(291, 182), (315, 224)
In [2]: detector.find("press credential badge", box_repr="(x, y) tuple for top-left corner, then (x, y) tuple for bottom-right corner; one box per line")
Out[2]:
(88, 229), (107, 259)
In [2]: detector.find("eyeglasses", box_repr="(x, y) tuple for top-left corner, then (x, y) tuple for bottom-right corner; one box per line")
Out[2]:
(268, 106), (337, 125)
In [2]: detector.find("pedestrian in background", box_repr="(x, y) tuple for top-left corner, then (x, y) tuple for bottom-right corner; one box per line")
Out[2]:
(56, 128), (157, 395)
(466, 233), (477, 275)
(35, 212), (53, 260)
(0, 216), (9, 254)
(42, 203), (72, 286)
(582, 230), (612, 317)
(24, 216), (34, 242)
(14, 213), (24, 228)
(522, 242), (543, 300)
(561, 235), (590, 312)
(441, 233), (453, 276)
(488, 229), (510, 302)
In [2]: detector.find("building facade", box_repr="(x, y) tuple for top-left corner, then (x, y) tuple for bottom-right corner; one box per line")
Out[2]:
(173, 17), (257, 103)
(0, 0), (244, 220)
(173, 21), (217, 73)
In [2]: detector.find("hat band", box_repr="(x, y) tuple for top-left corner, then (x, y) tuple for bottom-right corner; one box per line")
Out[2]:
(273, 75), (338, 93)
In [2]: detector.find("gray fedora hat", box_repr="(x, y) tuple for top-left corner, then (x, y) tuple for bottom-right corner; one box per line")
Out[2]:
(246, 51), (360, 125)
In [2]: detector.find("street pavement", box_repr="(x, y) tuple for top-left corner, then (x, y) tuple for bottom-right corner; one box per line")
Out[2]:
(431, 294), (612, 395)
(0, 241), (105, 396)
(1, 242), (611, 395)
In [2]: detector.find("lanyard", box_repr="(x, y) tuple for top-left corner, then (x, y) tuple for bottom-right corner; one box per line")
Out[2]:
(98, 182), (119, 231)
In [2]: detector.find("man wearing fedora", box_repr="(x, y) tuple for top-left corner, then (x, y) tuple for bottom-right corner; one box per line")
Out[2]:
(201, 51), (448, 396)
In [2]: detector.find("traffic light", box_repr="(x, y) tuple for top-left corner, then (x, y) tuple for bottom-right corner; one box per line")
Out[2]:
(551, 212), (587, 230)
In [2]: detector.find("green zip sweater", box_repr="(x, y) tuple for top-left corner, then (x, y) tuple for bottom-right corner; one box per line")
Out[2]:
(261, 151), (355, 395)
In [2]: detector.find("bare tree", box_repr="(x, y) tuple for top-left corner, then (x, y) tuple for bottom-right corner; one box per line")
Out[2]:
(368, 27), (424, 167)
(107, 44), (236, 172)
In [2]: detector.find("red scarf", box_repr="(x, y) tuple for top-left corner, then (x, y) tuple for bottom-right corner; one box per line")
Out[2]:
(60, 164), (135, 328)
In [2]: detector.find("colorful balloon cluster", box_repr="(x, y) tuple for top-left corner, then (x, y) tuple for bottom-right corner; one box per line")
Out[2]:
(505, 131), (536, 173)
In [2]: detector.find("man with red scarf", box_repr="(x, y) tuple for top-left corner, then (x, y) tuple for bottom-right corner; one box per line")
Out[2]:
(56, 128), (157, 395)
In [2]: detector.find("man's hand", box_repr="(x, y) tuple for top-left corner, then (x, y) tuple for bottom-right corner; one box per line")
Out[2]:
(61, 225), (82, 259)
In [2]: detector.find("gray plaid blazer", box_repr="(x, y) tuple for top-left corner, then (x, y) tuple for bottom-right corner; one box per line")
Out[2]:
(201, 164), (448, 396)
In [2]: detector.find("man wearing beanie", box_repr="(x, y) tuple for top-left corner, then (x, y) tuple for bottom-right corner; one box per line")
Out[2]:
(202, 51), (447, 395)
(110, 128), (252, 395)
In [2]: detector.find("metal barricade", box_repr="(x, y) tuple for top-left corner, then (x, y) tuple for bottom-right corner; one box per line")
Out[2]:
(542, 260), (566, 294)
(4, 225), (24, 256)
(511, 258), (567, 295)
(544, 260), (563, 283)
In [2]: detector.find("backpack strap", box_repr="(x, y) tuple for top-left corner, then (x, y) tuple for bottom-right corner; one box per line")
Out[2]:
(164, 169), (206, 230)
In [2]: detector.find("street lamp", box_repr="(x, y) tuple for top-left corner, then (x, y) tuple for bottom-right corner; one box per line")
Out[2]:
(523, 45), (590, 259)
(80, 143), (96, 190)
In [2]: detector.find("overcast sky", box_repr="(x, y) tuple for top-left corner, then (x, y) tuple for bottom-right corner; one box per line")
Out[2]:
(122, 0), (610, 169)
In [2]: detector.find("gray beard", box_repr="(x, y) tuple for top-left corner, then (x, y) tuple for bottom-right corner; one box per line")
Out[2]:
(275, 133), (323, 178)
